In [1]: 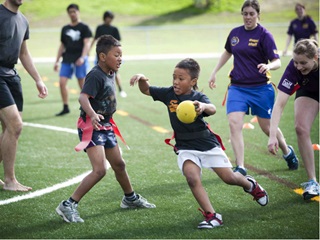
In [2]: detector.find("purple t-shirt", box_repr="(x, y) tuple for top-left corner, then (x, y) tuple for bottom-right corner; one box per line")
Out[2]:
(287, 16), (318, 43)
(225, 24), (280, 86)
(278, 59), (319, 95)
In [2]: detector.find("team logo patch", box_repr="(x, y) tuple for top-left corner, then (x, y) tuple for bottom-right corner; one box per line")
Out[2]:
(231, 36), (239, 46)
(168, 100), (179, 113)
(248, 38), (258, 47)
(281, 79), (293, 89)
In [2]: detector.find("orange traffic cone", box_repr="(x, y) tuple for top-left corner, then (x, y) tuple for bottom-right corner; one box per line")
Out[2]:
(250, 116), (258, 123)
(243, 123), (254, 129)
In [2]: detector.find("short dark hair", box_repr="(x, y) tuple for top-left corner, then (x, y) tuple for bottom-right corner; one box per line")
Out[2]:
(241, 0), (260, 14)
(175, 58), (200, 90)
(103, 10), (114, 20)
(67, 3), (79, 12)
(295, 3), (305, 10)
(96, 35), (121, 59)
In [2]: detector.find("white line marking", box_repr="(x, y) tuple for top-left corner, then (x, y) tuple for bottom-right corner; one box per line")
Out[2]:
(0, 171), (90, 206)
(0, 122), (110, 205)
(23, 122), (78, 134)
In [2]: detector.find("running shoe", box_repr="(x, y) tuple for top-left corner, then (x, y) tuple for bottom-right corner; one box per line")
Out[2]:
(120, 194), (156, 209)
(301, 180), (320, 200)
(56, 201), (84, 223)
(198, 208), (223, 229)
(233, 165), (247, 176)
(244, 175), (269, 206)
(283, 145), (299, 170)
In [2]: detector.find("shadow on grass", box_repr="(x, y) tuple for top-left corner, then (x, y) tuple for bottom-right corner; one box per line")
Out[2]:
(134, 4), (212, 26)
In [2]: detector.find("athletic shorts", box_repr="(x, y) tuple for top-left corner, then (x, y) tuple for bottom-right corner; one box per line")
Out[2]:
(78, 128), (118, 150)
(60, 57), (89, 79)
(226, 84), (275, 119)
(295, 88), (319, 102)
(177, 147), (232, 175)
(0, 75), (23, 111)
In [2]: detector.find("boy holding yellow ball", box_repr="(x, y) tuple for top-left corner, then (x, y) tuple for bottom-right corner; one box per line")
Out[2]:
(130, 58), (269, 229)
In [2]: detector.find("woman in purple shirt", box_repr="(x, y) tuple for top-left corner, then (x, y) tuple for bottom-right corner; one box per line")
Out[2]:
(283, 3), (318, 56)
(268, 39), (319, 200)
(208, 0), (298, 176)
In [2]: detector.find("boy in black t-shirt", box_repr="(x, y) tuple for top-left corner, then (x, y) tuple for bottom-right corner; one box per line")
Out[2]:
(54, 4), (92, 116)
(130, 58), (269, 229)
(56, 35), (155, 223)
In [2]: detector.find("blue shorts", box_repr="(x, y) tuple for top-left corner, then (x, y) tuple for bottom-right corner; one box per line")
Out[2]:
(78, 129), (118, 150)
(60, 57), (89, 79)
(0, 75), (23, 111)
(226, 84), (275, 119)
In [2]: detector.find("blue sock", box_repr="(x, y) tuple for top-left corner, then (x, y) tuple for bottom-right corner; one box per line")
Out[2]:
(125, 192), (137, 201)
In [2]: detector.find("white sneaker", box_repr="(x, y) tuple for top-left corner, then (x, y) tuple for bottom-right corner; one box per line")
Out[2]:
(198, 209), (223, 229)
(120, 91), (127, 98)
(56, 201), (84, 223)
(120, 194), (156, 209)
(244, 175), (269, 206)
(301, 180), (320, 200)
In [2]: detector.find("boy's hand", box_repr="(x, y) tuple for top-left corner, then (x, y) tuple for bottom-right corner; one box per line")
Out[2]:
(194, 101), (203, 116)
(130, 74), (149, 86)
(90, 114), (105, 130)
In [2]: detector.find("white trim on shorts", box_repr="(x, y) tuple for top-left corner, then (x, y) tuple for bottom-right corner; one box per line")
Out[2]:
(177, 147), (232, 175)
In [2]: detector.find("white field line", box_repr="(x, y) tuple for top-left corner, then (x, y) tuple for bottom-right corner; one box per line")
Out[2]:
(0, 122), (109, 206)
(0, 171), (90, 206)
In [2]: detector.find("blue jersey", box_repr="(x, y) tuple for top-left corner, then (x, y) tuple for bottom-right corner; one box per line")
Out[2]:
(149, 86), (221, 151)
(225, 24), (280, 86)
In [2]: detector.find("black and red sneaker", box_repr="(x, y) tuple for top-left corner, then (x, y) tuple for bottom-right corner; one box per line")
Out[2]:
(244, 175), (269, 206)
(197, 208), (223, 229)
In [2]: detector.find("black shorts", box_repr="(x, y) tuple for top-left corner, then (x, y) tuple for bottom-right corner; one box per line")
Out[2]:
(78, 128), (118, 150)
(295, 88), (319, 102)
(0, 75), (23, 111)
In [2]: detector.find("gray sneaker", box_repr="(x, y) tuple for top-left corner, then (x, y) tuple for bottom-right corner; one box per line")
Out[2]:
(56, 201), (84, 223)
(120, 194), (156, 209)
(301, 180), (320, 200)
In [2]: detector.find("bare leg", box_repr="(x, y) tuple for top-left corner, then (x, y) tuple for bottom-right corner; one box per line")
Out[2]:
(105, 144), (133, 194)
(214, 167), (251, 190)
(294, 97), (319, 181)
(228, 112), (245, 167)
(257, 117), (289, 155)
(77, 77), (84, 90)
(59, 76), (69, 105)
(0, 105), (31, 191)
(183, 160), (215, 213)
(71, 145), (107, 202)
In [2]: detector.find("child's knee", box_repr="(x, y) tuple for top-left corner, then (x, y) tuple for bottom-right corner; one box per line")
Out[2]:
(112, 159), (126, 172)
(185, 174), (201, 188)
(93, 168), (107, 179)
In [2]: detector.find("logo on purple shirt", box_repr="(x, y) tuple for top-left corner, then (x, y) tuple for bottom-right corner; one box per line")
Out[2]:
(231, 36), (239, 46)
(281, 79), (293, 89)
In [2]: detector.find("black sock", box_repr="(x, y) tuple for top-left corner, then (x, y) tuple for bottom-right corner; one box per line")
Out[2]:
(125, 191), (137, 201)
(63, 197), (78, 206)
(63, 104), (69, 111)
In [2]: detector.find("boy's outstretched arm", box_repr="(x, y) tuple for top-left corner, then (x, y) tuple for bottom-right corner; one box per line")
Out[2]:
(130, 74), (150, 96)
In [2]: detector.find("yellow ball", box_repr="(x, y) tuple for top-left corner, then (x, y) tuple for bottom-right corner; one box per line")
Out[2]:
(176, 100), (197, 124)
